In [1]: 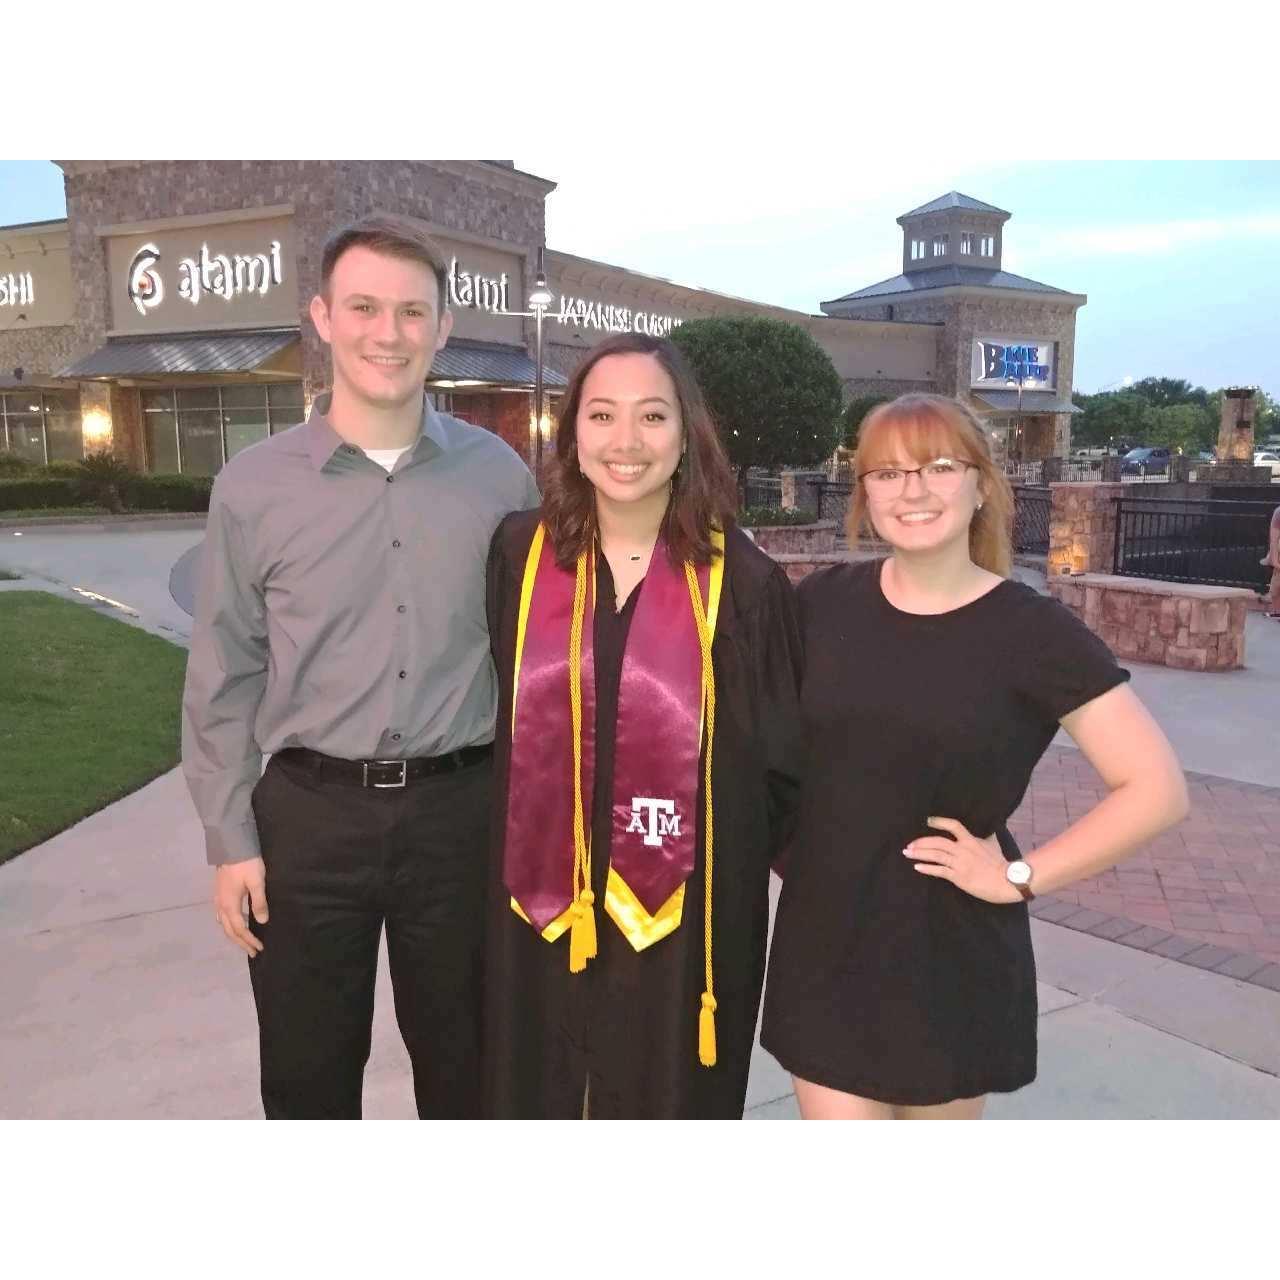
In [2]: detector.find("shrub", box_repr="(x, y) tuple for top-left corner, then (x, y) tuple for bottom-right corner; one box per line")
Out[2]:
(0, 453), (35, 476)
(124, 474), (213, 512)
(0, 477), (81, 510)
(738, 506), (817, 527)
(76, 450), (137, 514)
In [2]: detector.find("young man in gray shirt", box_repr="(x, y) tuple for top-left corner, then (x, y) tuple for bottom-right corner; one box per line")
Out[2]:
(182, 215), (540, 1118)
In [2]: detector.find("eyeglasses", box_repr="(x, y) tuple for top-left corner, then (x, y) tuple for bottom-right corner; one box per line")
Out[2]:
(857, 457), (977, 501)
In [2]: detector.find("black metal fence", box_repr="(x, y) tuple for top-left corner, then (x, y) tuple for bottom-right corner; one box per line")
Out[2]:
(1113, 497), (1274, 589)
(743, 474), (783, 510)
(1012, 485), (1051, 554)
(805, 479), (852, 525)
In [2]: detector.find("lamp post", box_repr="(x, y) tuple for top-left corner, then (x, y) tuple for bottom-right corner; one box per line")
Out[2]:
(528, 248), (554, 474)
(497, 247), (556, 473)
(1004, 372), (1026, 462)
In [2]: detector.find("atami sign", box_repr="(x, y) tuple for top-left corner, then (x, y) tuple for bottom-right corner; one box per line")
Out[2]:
(448, 256), (510, 313)
(0, 272), (34, 308)
(444, 249), (682, 336)
(127, 240), (285, 315)
(555, 295), (682, 338)
(971, 338), (1055, 389)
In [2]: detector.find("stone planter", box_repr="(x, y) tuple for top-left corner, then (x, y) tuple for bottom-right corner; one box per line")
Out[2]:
(1048, 573), (1252, 671)
(743, 521), (839, 556)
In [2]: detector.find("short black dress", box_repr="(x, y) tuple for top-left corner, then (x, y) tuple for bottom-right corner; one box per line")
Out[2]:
(760, 559), (1130, 1106)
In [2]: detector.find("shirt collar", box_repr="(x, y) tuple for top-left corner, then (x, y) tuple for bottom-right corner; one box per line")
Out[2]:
(304, 392), (450, 470)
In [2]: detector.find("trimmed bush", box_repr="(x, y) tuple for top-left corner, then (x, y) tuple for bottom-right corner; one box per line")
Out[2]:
(41, 460), (86, 479)
(124, 474), (213, 512)
(0, 453), (36, 476)
(0, 477), (81, 510)
(738, 506), (817, 527)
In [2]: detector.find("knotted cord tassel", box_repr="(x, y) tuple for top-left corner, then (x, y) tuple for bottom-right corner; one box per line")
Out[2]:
(569, 889), (597, 973)
(698, 991), (718, 1067)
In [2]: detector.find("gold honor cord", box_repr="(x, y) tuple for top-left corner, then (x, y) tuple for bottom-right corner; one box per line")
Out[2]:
(567, 547), (597, 973)
(684, 555), (718, 1068)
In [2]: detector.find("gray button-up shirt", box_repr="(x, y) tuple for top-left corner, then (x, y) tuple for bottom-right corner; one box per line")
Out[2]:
(181, 394), (540, 866)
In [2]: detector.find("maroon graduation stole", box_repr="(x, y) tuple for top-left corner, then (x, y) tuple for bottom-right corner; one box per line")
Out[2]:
(503, 522), (725, 1065)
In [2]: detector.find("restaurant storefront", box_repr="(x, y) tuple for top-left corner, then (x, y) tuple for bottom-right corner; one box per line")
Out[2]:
(0, 164), (1081, 476)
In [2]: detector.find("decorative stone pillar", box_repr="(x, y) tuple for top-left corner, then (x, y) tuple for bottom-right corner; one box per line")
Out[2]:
(1047, 482), (1124, 577)
(1217, 386), (1257, 461)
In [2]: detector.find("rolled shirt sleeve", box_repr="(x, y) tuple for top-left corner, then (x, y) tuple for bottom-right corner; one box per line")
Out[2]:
(181, 485), (269, 866)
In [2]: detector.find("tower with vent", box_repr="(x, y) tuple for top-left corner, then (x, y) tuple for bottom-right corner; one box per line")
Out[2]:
(822, 191), (1087, 463)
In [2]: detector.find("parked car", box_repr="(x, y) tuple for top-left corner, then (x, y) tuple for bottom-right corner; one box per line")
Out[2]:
(1253, 451), (1280, 479)
(1121, 446), (1171, 475)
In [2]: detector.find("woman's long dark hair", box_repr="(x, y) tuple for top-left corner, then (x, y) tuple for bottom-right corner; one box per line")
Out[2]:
(541, 333), (738, 568)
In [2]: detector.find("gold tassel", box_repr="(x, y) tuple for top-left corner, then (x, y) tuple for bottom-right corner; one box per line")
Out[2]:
(698, 991), (718, 1067)
(569, 889), (597, 973)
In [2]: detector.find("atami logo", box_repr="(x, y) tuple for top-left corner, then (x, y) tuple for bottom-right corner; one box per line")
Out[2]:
(127, 239), (284, 315)
(127, 244), (164, 315)
(0, 272), (34, 308)
(556, 296), (681, 338)
(981, 342), (1050, 383)
(625, 797), (682, 848)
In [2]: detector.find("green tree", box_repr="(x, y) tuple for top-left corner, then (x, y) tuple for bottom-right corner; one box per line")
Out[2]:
(841, 394), (892, 449)
(670, 316), (843, 493)
(1143, 402), (1214, 454)
(1131, 376), (1208, 408)
(1072, 389), (1151, 450)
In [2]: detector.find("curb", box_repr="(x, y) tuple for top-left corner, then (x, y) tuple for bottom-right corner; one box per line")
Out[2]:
(1032, 894), (1280, 994)
(0, 512), (207, 531)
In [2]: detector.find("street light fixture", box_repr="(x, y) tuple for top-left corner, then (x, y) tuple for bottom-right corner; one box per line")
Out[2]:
(495, 246), (557, 474)
(1004, 372), (1026, 462)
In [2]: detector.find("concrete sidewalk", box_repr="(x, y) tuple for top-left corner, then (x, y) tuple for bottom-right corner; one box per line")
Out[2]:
(2, 767), (1278, 1119)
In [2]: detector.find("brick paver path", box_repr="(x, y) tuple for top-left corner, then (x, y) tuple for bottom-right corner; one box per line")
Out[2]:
(1009, 747), (1280, 964)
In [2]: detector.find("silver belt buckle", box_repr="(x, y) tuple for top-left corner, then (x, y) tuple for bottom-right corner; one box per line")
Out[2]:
(365, 759), (407, 788)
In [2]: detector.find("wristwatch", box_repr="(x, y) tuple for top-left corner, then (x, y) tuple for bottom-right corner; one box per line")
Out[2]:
(1006, 860), (1035, 902)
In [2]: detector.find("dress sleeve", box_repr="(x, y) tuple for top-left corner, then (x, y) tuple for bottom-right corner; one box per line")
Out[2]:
(748, 564), (805, 866)
(1016, 591), (1131, 725)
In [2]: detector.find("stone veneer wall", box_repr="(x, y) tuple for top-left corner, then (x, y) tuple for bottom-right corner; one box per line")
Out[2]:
(59, 160), (549, 440)
(833, 291), (1082, 458)
(1047, 482), (1123, 577)
(1048, 576), (1248, 671)
(0, 325), (79, 386)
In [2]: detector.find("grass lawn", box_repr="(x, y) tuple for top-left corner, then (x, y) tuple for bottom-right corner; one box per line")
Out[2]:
(0, 592), (189, 863)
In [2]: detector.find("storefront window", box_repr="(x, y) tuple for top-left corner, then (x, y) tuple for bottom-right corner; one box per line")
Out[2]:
(0, 390), (84, 466)
(140, 382), (304, 474)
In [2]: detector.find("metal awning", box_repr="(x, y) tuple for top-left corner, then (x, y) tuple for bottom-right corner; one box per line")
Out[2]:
(57, 329), (299, 378)
(974, 390), (1083, 415)
(429, 340), (567, 388)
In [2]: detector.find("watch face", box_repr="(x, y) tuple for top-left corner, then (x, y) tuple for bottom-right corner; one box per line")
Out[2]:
(1007, 860), (1033, 886)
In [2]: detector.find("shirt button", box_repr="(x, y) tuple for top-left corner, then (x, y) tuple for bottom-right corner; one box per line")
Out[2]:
(392, 539), (401, 549)
(386, 474), (394, 483)
(391, 733), (402, 742)
(399, 670), (407, 679)
(397, 604), (407, 614)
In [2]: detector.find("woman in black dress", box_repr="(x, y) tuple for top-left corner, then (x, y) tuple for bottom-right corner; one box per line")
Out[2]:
(761, 394), (1188, 1119)
(483, 333), (802, 1118)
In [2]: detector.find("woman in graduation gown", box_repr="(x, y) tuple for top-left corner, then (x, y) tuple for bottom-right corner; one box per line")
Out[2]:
(482, 332), (803, 1119)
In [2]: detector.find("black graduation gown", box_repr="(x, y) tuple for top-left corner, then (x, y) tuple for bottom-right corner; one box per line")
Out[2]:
(482, 510), (803, 1118)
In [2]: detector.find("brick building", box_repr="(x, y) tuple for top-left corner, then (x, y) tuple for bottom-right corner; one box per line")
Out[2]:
(0, 167), (1082, 473)
(822, 192), (1087, 462)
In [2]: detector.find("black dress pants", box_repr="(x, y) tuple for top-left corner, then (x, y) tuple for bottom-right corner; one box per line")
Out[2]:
(246, 750), (491, 1119)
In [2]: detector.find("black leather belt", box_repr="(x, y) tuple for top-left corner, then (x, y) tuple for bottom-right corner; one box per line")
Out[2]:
(276, 744), (492, 788)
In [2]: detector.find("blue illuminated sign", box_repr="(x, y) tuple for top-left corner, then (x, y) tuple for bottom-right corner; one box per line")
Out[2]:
(981, 342), (1049, 383)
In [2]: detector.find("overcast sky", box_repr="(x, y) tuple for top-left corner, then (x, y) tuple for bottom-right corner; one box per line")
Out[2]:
(4, 159), (1276, 398)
